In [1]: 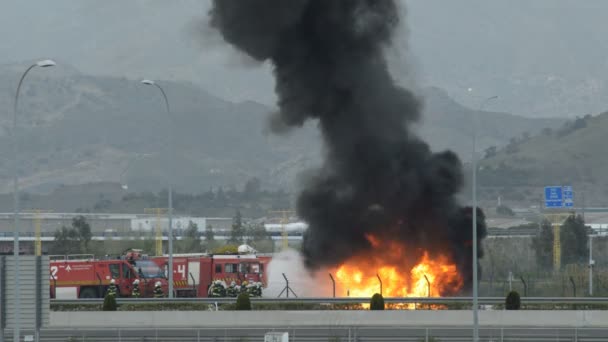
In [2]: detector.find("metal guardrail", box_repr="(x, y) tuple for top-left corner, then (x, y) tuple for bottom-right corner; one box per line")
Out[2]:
(50, 296), (608, 306)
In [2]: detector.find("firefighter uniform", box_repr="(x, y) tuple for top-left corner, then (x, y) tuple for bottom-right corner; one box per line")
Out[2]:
(209, 280), (226, 297)
(132, 279), (141, 298)
(107, 279), (118, 297)
(153, 281), (164, 298)
(245, 282), (255, 297)
(240, 281), (249, 294)
(252, 282), (263, 297)
(226, 281), (238, 297)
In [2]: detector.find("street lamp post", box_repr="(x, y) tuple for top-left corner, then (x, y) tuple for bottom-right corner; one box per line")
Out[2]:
(472, 94), (497, 342)
(12, 59), (56, 342)
(141, 80), (174, 298)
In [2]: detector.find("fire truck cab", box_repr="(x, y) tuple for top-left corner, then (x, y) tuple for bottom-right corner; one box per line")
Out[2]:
(50, 253), (168, 299)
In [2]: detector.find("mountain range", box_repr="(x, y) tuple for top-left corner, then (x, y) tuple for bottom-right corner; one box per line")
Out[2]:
(0, 63), (564, 195)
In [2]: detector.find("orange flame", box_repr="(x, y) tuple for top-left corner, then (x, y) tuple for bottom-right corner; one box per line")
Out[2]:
(334, 235), (462, 303)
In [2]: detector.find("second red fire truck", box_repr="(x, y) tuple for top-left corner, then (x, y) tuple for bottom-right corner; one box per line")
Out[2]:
(151, 252), (271, 297)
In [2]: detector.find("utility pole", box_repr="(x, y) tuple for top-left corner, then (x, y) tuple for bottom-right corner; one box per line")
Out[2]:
(589, 235), (594, 296)
(471, 94), (498, 342)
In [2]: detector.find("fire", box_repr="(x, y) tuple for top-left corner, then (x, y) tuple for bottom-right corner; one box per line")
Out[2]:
(334, 235), (463, 302)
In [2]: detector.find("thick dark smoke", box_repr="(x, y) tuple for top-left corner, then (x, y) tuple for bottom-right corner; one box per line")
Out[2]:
(210, 0), (486, 292)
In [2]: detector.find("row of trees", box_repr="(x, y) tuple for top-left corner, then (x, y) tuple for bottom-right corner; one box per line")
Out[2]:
(532, 215), (589, 270)
(50, 210), (275, 255)
(50, 216), (92, 255)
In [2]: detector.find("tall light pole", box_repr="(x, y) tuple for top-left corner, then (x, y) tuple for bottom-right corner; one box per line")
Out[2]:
(472, 94), (497, 342)
(12, 59), (56, 342)
(141, 79), (174, 298)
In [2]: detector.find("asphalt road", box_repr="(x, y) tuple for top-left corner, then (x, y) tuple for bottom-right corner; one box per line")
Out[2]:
(3, 326), (608, 342)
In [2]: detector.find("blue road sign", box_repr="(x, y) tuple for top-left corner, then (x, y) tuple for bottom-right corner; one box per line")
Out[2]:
(545, 186), (563, 208)
(563, 185), (574, 207)
(544, 185), (574, 208)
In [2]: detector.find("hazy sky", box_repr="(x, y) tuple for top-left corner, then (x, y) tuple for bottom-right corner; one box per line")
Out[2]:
(2, 0), (607, 117)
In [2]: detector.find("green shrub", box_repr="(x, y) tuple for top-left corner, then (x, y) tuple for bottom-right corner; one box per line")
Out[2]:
(505, 291), (521, 310)
(102, 294), (117, 311)
(236, 293), (251, 310)
(370, 293), (384, 310)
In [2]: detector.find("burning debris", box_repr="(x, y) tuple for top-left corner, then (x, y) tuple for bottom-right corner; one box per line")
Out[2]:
(210, 0), (486, 297)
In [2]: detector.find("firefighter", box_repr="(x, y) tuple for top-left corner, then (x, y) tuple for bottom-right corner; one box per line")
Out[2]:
(240, 281), (248, 294)
(210, 280), (226, 297)
(226, 281), (238, 297)
(153, 281), (164, 298)
(254, 282), (263, 297)
(131, 279), (141, 298)
(107, 279), (118, 297)
(245, 281), (255, 296)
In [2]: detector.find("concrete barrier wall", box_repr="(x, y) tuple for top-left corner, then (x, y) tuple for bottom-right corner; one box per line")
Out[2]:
(2, 256), (50, 330)
(50, 310), (608, 328)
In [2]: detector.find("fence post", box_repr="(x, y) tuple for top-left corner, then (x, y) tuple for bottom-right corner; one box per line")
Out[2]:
(423, 275), (431, 297)
(425, 328), (429, 342)
(519, 276), (528, 297)
(376, 274), (382, 296)
(570, 276), (577, 297)
(329, 273), (336, 298)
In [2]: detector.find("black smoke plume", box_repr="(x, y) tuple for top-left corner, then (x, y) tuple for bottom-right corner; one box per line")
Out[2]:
(210, 0), (486, 292)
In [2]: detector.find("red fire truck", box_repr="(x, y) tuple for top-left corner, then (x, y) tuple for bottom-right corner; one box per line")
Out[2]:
(50, 253), (168, 299)
(150, 253), (272, 297)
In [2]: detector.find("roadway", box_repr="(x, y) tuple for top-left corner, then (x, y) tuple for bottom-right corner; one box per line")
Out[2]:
(3, 326), (608, 341)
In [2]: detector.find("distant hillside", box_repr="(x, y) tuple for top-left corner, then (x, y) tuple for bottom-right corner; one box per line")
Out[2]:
(479, 113), (608, 206)
(0, 63), (564, 195)
(418, 87), (565, 156)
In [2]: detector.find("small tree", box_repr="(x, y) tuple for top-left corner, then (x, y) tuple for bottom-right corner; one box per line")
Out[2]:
(229, 209), (245, 244)
(505, 291), (521, 310)
(561, 215), (588, 265)
(102, 293), (117, 311)
(73, 215), (92, 250)
(370, 293), (384, 310)
(181, 221), (201, 253)
(532, 220), (553, 270)
(236, 293), (251, 310)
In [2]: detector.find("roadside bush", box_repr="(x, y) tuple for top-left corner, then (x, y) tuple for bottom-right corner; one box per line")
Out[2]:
(236, 293), (251, 310)
(370, 293), (384, 310)
(102, 294), (117, 311)
(505, 291), (521, 310)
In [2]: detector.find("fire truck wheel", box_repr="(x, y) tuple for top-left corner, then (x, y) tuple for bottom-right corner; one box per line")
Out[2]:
(79, 288), (98, 299)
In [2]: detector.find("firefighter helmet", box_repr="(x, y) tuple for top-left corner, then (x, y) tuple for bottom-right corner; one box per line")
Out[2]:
(155, 281), (161, 287)
(110, 279), (116, 284)
(133, 279), (139, 285)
